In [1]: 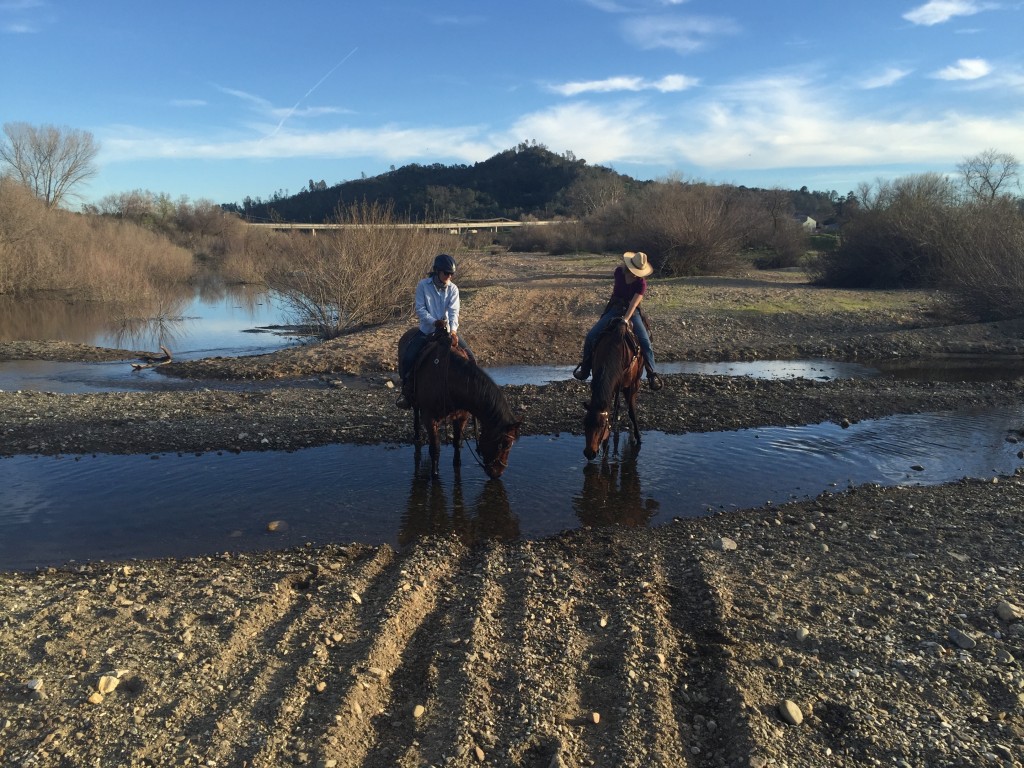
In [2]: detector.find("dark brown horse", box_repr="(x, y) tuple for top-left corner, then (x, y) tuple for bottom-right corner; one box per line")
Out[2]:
(582, 318), (644, 460)
(398, 328), (521, 479)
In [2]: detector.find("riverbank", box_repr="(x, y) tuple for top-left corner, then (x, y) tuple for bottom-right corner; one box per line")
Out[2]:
(1, 254), (1023, 767)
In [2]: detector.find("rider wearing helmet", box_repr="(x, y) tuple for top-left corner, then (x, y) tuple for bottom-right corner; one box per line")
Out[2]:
(396, 253), (476, 409)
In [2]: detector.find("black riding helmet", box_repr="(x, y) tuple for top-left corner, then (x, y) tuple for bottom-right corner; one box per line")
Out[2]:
(431, 253), (456, 275)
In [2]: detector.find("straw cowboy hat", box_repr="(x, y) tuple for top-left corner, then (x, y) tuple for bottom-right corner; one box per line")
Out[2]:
(623, 251), (653, 278)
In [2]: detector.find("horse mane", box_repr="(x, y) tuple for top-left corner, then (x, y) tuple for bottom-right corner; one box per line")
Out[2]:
(589, 320), (631, 409)
(447, 352), (515, 427)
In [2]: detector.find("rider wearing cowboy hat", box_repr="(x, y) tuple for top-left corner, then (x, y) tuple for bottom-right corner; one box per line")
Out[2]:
(396, 253), (475, 409)
(574, 250), (663, 391)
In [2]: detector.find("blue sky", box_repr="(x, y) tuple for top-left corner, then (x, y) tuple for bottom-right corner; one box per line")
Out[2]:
(3, 0), (1022, 208)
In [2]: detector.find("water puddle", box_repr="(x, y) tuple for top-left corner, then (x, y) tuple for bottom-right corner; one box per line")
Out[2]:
(488, 359), (878, 386)
(3, 405), (1022, 571)
(0, 358), (881, 394)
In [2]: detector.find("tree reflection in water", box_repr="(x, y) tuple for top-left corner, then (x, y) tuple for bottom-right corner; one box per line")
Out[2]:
(399, 451), (520, 548)
(573, 438), (659, 529)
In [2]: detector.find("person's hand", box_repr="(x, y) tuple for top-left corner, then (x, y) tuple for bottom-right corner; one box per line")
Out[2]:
(450, 333), (459, 345)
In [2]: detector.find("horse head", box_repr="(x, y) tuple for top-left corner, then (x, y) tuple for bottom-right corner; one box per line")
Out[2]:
(582, 401), (611, 460)
(478, 419), (522, 479)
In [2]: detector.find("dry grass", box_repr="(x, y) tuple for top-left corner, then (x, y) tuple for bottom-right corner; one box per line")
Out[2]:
(0, 177), (194, 306)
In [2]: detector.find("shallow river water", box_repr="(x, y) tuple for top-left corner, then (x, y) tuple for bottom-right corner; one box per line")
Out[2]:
(3, 289), (1024, 571)
(2, 404), (1022, 571)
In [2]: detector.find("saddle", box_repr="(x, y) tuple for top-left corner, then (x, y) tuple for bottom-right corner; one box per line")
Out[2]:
(409, 330), (466, 378)
(603, 298), (652, 337)
(597, 300), (648, 358)
(599, 317), (642, 360)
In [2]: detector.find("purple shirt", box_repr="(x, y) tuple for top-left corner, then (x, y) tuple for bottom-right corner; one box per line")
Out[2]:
(611, 265), (646, 303)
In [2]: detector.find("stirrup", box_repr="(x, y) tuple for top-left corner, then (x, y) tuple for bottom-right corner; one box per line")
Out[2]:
(395, 393), (413, 409)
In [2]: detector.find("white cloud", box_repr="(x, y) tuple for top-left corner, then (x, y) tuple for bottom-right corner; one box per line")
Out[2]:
(97, 72), (1024, 189)
(100, 124), (497, 165)
(859, 67), (913, 89)
(623, 15), (740, 54)
(933, 58), (992, 80)
(549, 74), (698, 96)
(903, 0), (984, 26)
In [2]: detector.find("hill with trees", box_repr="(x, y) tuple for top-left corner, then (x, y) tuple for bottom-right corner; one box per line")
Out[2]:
(226, 142), (648, 223)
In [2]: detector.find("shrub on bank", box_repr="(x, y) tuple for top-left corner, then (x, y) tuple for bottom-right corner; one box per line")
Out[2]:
(810, 173), (1024, 321)
(0, 176), (194, 302)
(264, 201), (463, 338)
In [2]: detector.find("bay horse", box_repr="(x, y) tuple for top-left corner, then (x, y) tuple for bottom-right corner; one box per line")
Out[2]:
(398, 328), (521, 480)
(582, 318), (643, 460)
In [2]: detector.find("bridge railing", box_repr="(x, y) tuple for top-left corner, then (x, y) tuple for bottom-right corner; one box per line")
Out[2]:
(245, 219), (570, 234)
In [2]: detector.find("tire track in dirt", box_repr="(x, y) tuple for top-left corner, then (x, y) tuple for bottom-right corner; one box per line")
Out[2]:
(583, 537), (691, 767)
(307, 537), (466, 768)
(656, 529), (762, 766)
(535, 533), (692, 767)
(466, 541), (580, 766)
(132, 545), (394, 766)
(368, 543), (517, 766)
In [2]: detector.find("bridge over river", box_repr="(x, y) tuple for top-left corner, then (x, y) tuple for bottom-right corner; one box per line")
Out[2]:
(246, 218), (569, 234)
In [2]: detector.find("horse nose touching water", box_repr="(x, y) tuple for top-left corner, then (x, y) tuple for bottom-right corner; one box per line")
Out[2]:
(398, 328), (522, 480)
(583, 319), (645, 460)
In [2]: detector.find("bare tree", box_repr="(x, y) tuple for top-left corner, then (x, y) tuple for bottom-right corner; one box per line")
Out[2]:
(562, 170), (628, 217)
(0, 122), (99, 208)
(957, 148), (1020, 203)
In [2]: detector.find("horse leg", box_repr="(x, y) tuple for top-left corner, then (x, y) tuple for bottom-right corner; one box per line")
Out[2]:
(607, 390), (622, 457)
(413, 406), (423, 446)
(451, 415), (465, 468)
(625, 380), (642, 449)
(426, 420), (442, 479)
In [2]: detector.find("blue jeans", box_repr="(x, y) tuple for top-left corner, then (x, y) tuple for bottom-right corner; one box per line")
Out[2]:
(581, 310), (654, 371)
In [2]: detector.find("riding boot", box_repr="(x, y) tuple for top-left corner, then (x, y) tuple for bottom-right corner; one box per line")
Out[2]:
(644, 362), (664, 391)
(395, 376), (414, 408)
(573, 358), (591, 381)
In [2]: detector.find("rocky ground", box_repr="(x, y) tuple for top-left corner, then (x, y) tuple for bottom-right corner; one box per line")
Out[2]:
(1, 252), (1023, 767)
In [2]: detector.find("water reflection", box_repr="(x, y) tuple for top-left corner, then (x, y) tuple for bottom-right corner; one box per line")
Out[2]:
(0, 278), (290, 351)
(573, 438), (660, 529)
(2, 407), (1023, 571)
(399, 463), (520, 548)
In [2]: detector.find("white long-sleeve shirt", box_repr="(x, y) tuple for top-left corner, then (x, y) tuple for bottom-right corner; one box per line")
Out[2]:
(414, 276), (460, 335)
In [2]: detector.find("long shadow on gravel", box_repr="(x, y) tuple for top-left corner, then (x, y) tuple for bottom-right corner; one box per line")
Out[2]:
(657, 531), (761, 766)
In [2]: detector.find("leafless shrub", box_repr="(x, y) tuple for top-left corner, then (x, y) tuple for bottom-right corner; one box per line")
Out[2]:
(811, 174), (960, 288)
(590, 180), (746, 275)
(265, 201), (461, 338)
(938, 198), (1024, 320)
(0, 175), (193, 303)
(504, 221), (605, 255)
(0, 176), (49, 293)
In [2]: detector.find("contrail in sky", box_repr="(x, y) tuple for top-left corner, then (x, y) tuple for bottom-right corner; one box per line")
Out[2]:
(266, 47), (359, 138)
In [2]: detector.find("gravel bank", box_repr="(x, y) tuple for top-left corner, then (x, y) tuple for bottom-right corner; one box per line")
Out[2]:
(1, 258), (1023, 767)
